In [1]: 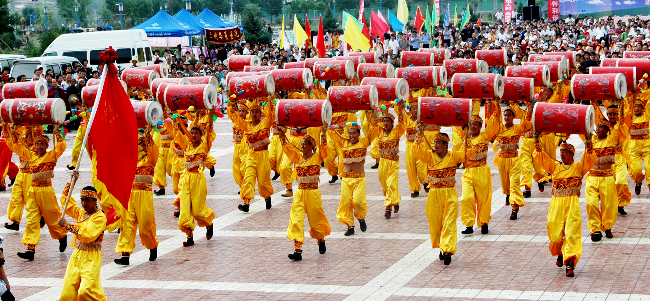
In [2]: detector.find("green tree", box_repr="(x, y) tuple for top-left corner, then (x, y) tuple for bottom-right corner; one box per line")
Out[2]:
(0, 0), (17, 33)
(241, 3), (271, 44)
(322, 6), (337, 30)
(56, 0), (91, 27)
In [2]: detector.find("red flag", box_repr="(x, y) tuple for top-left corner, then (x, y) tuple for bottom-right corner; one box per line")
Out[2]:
(316, 16), (326, 58)
(371, 10), (388, 42)
(478, 18), (482, 26)
(304, 16), (312, 49)
(87, 47), (138, 226)
(361, 22), (373, 49)
(415, 6), (425, 34)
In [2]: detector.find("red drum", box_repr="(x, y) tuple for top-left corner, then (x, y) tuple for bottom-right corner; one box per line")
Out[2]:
(305, 58), (334, 70)
(433, 66), (448, 87)
(155, 80), (190, 103)
(395, 67), (441, 89)
(0, 98), (66, 124)
(623, 51), (650, 59)
(81, 85), (99, 107)
(532, 102), (595, 134)
(314, 60), (355, 80)
(334, 56), (366, 69)
(151, 78), (190, 101)
(522, 61), (567, 82)
(444, 59), (489, 77)
(271, 68), (313, 91)
(87, 78), (128, 92)
(243, 65), (278, 72)
(590, 67), (637, 92)
(327, 85), (379, 111)
(275, 99), (332, 127)
(357, 63), (395, 80)
(417, 97), (472, 126)
(131, 100), (163, 129)
(544, 51), (577, 69)
(284, 61), (306, 69)
(360, 77), (409, 102)
(502, 77), (535, 102)
(186, 76), (219, 88)
(349, 52), (380, 64)
(228, 74), (275, 99)
(2, 79), (48, 99)
(616, 59), (650, 77)
(418, 48), (450, 65)
(135, 63), (168, 78)
(505, 65), (550, 87)
(571, 74), (627, 100)
(601, 58), (618, 67)
(121, 68), (160, 89)
(528, 54), (569, 72)
(227, 55), (260, 71)
(400, 51), (434, 67)
(163, 84), (218, 110)
(225, 71), (271, 87)
(476, 49), (508, 66)
(450, 73), (504, 99)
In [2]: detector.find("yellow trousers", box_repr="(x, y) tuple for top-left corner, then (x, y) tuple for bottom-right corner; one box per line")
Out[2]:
(279, 154), (294, 186)
(178, 172), (215, 236)
(497, 156), (525, 208)
(585, 174), (617, 232)
(233, 143), (248, 187)
(426, 187), (458, 254)
(614, 154), (631, 207)
(287, 188), (331, 249)
(22, 186), (67, 246)
(116, 189), (159, 253)
(153, 147), (173, 188)
(171, 156), (184, 195)
(241, 150), (274, 203)
(547, 195), (582, 266)
(70, 126), (86, 166)
(461, 165), (492, 227)
(60, 248), (106, 301)
(369, 138), (379, 161)
(323, 137), (339, 176)
(268, 136), (283, 172)
(337, 177), (368, 227)
(405, 143), (427, 192)
(7, 172), (31, 223)
(520, 138), (546, 190)
(379, 159), (401, 207)
(629, 140), (650, 184)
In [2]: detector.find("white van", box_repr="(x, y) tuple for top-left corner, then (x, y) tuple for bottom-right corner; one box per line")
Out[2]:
(0, 55), (26, 71)
(42, 29), (154, 69)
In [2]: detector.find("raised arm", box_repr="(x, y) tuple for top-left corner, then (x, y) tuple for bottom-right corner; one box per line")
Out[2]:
(579, 138), (597, 176)
(51, 125), (67, 159)
(533, 141), (558, 175)
(60, 183), (86, 221)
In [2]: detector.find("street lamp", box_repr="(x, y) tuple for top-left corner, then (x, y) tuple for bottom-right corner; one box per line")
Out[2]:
(184, 0), (192, 12)
(333, 0), (336, 17)
(44, 6), (48, 31)
(75, 6), (80, 29)
(164, 3), (168, 12)
(116, 2), (124, 29)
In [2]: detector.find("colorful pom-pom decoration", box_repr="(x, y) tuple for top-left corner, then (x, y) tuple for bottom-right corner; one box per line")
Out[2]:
(217, 88), (222, 93)
(381, 105), (387, 110)
(172, 114), (178, 119)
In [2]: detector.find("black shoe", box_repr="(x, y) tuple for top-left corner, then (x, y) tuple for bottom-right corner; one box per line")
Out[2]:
(538, 182), (545, 192)
(40, 217), (45, 228)
(605, 229), (613, 238)
(556, 255), (564, 267)
(149, 248), (157, 261)
(566, 266), (575, 277)
(385, 209), (391, 219)
(288, 251), (302, 261)
(505, 195), (510, 206)
(265, 197), (272, 209)
(393, 205), (400, 213)
(0, 186), (6, 192)
(590, 231), (603, 242)
(510, 210), (518, 220)
(9, 177), (15, 187)
(206, 223), (214, 240)
(272, 172), (280, 181)
(344, 227), (355, 236)
(370, 162), (379, 169)
(238, 191), (240, 195)
(618, 206), (628, 215)
(238, 204), (249, 212)
(67, 165), (75, 171)
(461, 227), (473, 234)
(17, 249), (34, 261)
(359, 219), (367, 232)
(209, 167), (215, 177)
(183, 237), (194, 247)
(155, 188), (165, 196)
(523, 189), (531, 198)
(423, 183), (430, 193)
(439, 251), (444, 260)
(411, 191), (419, 198)
(481, 224), (489, 234)
(4, 222), (18, 231)
(443, 253), (452, 265)
(635, 183), (642, 195)
(318, 241), (326, 254)
(173, 210), (180, 218)
(59, 235), (67, 252)
(329, 175), (338, 184)
(114, 256), (130, 265)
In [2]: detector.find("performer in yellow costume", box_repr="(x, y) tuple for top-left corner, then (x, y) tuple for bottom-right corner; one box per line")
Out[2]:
(279, 127), (321, 197)
(323, 112), (355, 184)
(604, 104), (632, 215)
(405, 103), (430, 197)
(279, 130), (331, 261)
(13, 125), (68, 261)
(173, 113), (216, 247)
(170, 115), (189, 218)
(415, 132), (474, 265)
(114, 127), (159, 265)
(268, 126), (283, 181)
(533, 134), (595, 277)
(231, 104), (250, 191)
(153, 111), (175, 196)
(229, 99), (276, 212)
(361, 110), (381, 169)
(58, 175), (107, 301)
(68, 106), (89, 170)
(628, 99), (650, 195)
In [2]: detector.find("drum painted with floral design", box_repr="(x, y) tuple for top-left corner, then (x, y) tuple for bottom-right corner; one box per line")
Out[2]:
(131, 100), (163, 129)
(0, 98), (66, 124)
(155, 80), (190, 103)
(528, 54), (569, 71)
(121, 68), (160, 89)
(476, 49), (508, 66)
(81, 85), (100, 107)
(270, 69), (313, 91)
(590, 67), (636, 92)
(444, 59), (489, 77)
(544, 51), (577, 69)
(502, 77), (535, 102)
(623, 51), (650, 59)
(327, 85), (378, 111)
(275, 99), (332, 127)
(314, 60), (355, 80)
(600, 58), (618, 67)
(348, 51), (380, 64)
(334, 56), (366, 69)
(360, 77), (409, 102)
(225, 71), (271, 88)
(2, 79), (47, 99)
(395, 66), (445, 89)
(418, 48), (450, 65)
(571, 74), (626, 100)
(163, 84), (218, 110)
(284, 61), (306, 69)
(533, 102), (595, 134)
(522, 61), (567, 82)
(228, 74), (275, 99)
(357, 63), (395, 81)
(305, 58), (334, 70)
(227, 55), (260, 71)
(505, 65), (550, 87)
(244, 65), (278, 72)
(417, 97), (472, 126)
(400, 51), (434, 67)
(616, 59), (650, 77)
(450, 73), (504, 99)
(87, 78), (128, 92)
(151, 78), (190, 101)
(135, 63), (168, 78)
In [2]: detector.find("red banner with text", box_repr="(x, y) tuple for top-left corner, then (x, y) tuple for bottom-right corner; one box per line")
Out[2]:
(548, 0), (560, 22)
(504, 0), (514, 24)
(206, 27), (242, 44)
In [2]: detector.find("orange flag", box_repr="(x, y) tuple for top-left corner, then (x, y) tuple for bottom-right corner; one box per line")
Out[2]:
(415, 6), (425, 34)
(316, 16), (326, 58)
(305, 16), (312, 49)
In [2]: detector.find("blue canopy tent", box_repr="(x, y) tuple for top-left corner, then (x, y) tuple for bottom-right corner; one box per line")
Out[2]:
(174, 8), (210, 32)
(131, 10), (202, 37)
(196, 8), (244, 32)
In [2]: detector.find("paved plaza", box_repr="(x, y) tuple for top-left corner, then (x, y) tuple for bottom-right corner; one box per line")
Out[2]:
(4, 115), (650, 300)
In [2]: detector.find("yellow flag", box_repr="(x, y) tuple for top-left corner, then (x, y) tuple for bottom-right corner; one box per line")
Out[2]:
(344, 17), (370, 52)
(280, 15), (285, 49)
(293, 15), (309, 47)
(397, 0), (409, 28)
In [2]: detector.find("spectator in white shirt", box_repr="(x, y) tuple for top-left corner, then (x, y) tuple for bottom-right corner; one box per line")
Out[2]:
(387, 34), (399, 54)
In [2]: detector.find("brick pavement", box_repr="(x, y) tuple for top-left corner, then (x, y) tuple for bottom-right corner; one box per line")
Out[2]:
(4, 116), (650, 300)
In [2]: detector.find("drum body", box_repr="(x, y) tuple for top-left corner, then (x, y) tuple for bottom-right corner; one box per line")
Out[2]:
(163, 84), (217, 110)
(284, 61), (306, 69)
(225, 72), (271, 87)
(228, 74), (275, 99)
(502, 77), (535, 102)
(528, 54), (569, 70)
(505, 65), (550, 86)
(616, 59), (650, 78)
(417, 97), (472, 126)
(418, 48), (450, 65)
(533, 102), (595, 134)
(571, 74), (627, 100)
(400, 51), (434, 67)
(522, 61), (567, 82)
(600, 58), (618, 67)
(156, 81), (190, 103)
(131, 100), (163, 129)
(244, 65), (278, 72)
(357, 63), (395, 80)
(395, 67), (438, 89)
(444, 59), (488, 77)
(271, 69), (313, 91)
(349, 52), (380, 64)
(275, 99), (332, 127)
(151, 78), (190, 100)
(0, 98), (66, 124)
(623, 51), (650, 58)
(360, 77), (409, 102)
(81, 86), (99, 107)
(450, 73), (504, 99)
(186, 76), (219, 90)
(305, 58), (334, 70)
(121, 69), (160, 89)
(327, 85), (378, 111)
(544, 51), (577, 69)
(589, 67), (636, 92)
(136, 63), (168, 78)
(476, 49), (507, 66)
(334, 56), (366, 69)
(2, 79), (47, 99)
(314, 60), (355, 80)
(228, 55), (261, 71)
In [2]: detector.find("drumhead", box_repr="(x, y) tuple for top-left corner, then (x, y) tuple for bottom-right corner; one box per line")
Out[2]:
(476, 60), (489, 73)
(145, 101), (164, 127)
(494, 74), (505, 99)
(302, 68), (313, 90)
(263, 74), (276, 96)
(438, 66), (448, 87)
(250, 55), (261, 66)
(368, 85), (379, 111)
(203, 84), (218, 110)
(585, 105), (595, 134)
(321, 99), (333, 126)
(36, 78), (48, 98)
(148, 70), (160, 89)
(51, 98), (67, 124)
(0, 99), (14, 123)
(417, 96), (422, 123)
(615, 73), (627, 99)
(344, 60), (355, 80)
(541, 65), (550, 86)
(385, 64), (395, 78)
(395, 78), (409, 102)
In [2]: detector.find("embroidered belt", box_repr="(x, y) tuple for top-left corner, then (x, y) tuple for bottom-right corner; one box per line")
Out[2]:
(552, 177), (582, 197)
(248, 138), (270, 150)
(342, 157), (366, 164)
(470, 152), (487, 161)
(427, 167), (456, 187)
(296, 175), (319, 184)
(233, 134), (243, 143)
(161, 142), (171, 148)
(132, 183), (152, 191)
(173, 148), (185, 157)
(595, 155), (615, 165)
(380, 154), (399, 161)
(19, 162), (29, 169)
(298, 183), (319, 190)
(32, 179), (52, 187)
(496, 143), (519, 151)
(499, 151), (519, 158)
(160, 134), (174, 140)
(134, 175), (154, 184)
(184, 161), (205, 172)
(340, 171), (365, 178)
(631, 134), (649, 140)
(589, 169), (614, 177)
(31, 170), (54, 180)
(74, 240), (102, 252)
(465, 159), (487, 168)
(20, 168), (31, 173)
(523, 131), (534, 138)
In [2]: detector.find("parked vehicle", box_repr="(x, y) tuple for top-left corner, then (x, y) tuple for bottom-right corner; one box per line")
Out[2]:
(0, 54), (26, 71)
(10, 56), (80, 80)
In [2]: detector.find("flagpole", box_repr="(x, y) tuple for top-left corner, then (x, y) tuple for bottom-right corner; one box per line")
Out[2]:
(61, 63), (109, 214)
